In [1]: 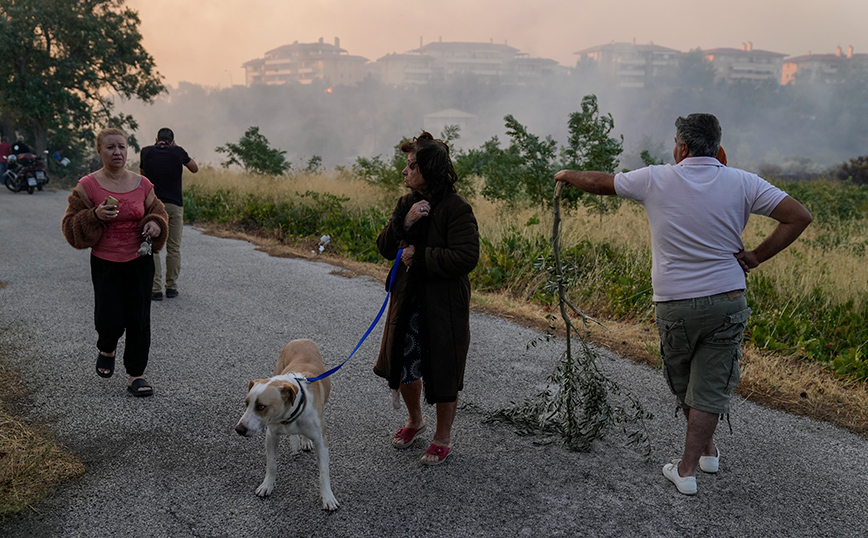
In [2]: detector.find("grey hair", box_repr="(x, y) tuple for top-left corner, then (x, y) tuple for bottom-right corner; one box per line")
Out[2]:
(675, 113), (721, 158)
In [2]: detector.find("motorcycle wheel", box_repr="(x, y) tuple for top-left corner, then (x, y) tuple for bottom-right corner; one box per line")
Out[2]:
(3, 176), (16, 192)
(27, 185), (34, 194)
(37, 184), (43, 191)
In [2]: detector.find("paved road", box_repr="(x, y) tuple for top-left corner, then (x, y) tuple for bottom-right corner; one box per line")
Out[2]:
(1, 188), (866, 538)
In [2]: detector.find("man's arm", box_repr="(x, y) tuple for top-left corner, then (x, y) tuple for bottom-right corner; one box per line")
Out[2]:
(554, 170), (617, 195)
(184, 157), (199, 174)
(735, 196), (812, 274)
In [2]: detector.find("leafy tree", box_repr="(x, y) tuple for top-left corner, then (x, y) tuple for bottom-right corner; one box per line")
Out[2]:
(561, 95), (624, 215)
(302, 155), (323, 174)
(640, 150), (665, 166)
(352, 139), (406, 192)
(216, 126), (290, 176)
(562, 95), (623, 172)
(454, 95), (623, 209)
(353, 128), (477, 199)
(834, 155), (868, 186)
(505, 114), (560, 207)
(0, 0), (163, 152)
(438, 124), (461, 147)
(455, 136), (524, 204)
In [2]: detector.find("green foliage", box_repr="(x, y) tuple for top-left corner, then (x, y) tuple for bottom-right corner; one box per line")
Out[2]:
(216, 126), (291, 176)
(183, 186), (386, 262)
(303, 155), (323, 174)
(562, 95), (624, 216)
(562, 95), (623, 173)
(471, 224), (549, 293)
(504, 114), (560, 207)
(834, 155), (868, 186)
(352, 140), (407, 192)
(485, 343), (652, 452)
(354, 131), (478, 200)
(640, 150), (665, 166)
(456, 136), (525, 205)
(471, 221), (653, 320)
(777, 180), (868, 226)
(745, 272), (868, 381)
(438, 124), (461, 147)
(457, 95), (623, 210)
(0, 0), (163, 152)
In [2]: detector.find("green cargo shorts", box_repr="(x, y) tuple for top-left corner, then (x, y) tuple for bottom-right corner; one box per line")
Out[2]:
(655, 290), (751, 415)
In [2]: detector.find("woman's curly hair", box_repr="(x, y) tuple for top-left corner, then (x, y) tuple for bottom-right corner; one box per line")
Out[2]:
(401, 131), (458, 200)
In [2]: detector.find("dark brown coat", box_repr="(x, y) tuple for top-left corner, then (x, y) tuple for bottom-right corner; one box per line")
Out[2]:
(374, 191), (479, 403)
(61, 188), (169, 252)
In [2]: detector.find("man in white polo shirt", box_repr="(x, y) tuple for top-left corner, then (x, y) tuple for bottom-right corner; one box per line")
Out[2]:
(555, 113), (812, 495)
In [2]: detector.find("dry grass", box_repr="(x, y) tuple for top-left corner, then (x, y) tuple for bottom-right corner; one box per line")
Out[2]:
(0, 348), (85, 521)
(186, 166), (391, 213)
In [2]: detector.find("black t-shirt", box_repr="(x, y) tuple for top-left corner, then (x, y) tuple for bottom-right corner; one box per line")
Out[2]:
(140, 144), (191, 206)
(12, 142), (32, 155)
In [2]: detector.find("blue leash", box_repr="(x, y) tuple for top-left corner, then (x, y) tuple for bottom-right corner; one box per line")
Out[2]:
(306, 248), (403, 383)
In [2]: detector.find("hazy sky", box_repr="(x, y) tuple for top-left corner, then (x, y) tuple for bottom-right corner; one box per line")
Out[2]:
(126, 0), (868, 88)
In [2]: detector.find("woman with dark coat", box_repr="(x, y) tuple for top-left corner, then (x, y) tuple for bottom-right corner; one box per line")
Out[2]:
(374, 132), (479, 465)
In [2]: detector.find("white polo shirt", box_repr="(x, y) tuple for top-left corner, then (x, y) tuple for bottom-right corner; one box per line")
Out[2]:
(614, 156), (787, 302)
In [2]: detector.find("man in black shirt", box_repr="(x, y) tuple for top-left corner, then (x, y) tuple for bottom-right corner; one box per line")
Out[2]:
(140, 128), (198, 301)
(12, 136), (32, 155)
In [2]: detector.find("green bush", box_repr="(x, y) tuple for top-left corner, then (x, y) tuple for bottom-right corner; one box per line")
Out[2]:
(216, 126), (291, 176)
(183, 187), (387, 263)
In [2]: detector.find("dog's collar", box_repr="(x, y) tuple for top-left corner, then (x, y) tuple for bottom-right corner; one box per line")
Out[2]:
(279, 377), (307, 425)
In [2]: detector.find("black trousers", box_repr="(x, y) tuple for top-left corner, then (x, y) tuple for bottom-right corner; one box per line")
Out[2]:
(90, 253), (154, 377)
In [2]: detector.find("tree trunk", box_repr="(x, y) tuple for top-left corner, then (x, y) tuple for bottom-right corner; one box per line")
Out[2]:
(33, 120), (48, 155)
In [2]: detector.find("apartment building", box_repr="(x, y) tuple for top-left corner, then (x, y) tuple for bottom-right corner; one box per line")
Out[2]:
(573, 41), (680, 88)
(782, 45), (868, 84)
(242, 37), (369, 87)
(412, 40), (520, 81)
(702, 42), (787, 84)
(374, 40), (566, 85)
(373, 53), (436, 86)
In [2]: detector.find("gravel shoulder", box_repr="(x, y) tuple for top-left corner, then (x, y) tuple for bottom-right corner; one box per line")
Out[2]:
(1, 189), (866, 538)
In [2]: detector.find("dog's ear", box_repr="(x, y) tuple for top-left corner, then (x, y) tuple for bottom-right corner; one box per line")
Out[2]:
(248, 379), (268, 392)
(279, 382), (299, 404)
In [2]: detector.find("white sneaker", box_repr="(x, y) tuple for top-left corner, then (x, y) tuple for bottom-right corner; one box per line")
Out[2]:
(699, 448), (720, 473)
(663, 460), (697, 495)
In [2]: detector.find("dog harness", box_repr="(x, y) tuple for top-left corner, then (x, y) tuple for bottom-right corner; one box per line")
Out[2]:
(279, 377), (308, 425)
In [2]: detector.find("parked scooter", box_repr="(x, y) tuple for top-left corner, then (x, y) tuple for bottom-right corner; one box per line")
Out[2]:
(3, 150), (49, 194)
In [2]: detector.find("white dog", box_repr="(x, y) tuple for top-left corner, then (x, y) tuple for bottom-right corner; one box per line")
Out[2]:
(234, 339), (338, 510)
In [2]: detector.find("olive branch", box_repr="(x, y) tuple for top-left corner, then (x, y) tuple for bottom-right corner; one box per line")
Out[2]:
(485, 182), (653, 453)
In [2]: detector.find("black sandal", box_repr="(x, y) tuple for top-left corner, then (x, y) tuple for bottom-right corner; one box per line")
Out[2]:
(127, 378), (154, 397)
(96, 353), (115, 378)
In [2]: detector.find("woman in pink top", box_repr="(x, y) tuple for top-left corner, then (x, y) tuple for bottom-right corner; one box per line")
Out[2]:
(62, 128), (168, 397)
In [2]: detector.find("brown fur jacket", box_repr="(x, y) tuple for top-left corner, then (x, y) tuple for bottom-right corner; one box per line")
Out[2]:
(61, 188), (169, 252)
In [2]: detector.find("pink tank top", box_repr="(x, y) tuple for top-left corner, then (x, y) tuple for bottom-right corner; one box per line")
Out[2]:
(80, 174), (155, 262)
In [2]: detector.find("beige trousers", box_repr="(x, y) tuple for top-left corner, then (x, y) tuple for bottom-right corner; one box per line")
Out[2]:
(153, 203), (183, 292)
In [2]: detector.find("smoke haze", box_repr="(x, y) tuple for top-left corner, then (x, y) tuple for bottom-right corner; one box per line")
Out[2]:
(126, 0), (868, 89)
(118, 0), (868, 172)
